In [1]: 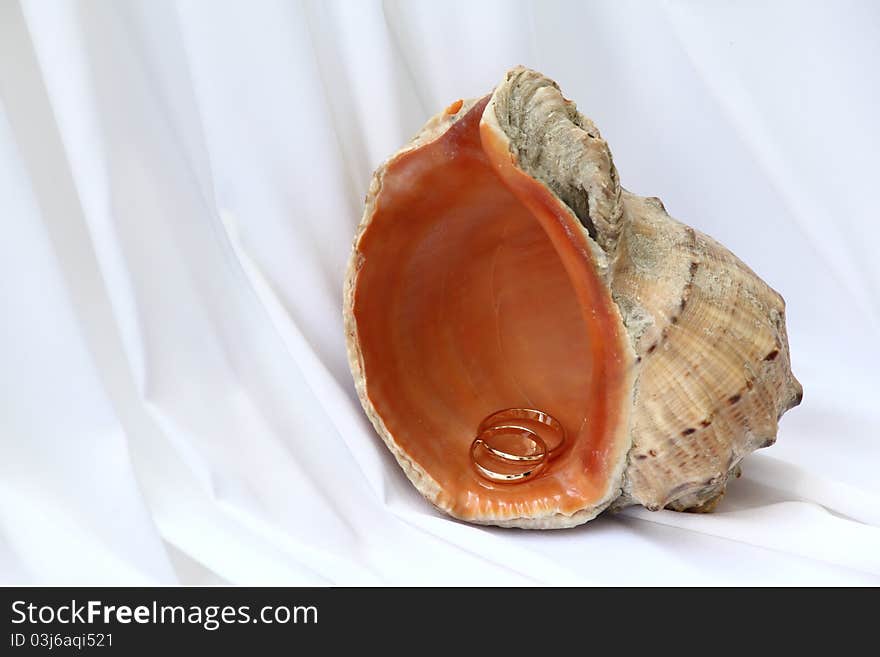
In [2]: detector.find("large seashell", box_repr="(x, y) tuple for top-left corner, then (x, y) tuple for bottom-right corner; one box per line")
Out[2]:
(344, 67), (802, 528)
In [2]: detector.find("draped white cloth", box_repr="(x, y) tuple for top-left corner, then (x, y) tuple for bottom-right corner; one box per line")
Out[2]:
(1, 0), (878, 585)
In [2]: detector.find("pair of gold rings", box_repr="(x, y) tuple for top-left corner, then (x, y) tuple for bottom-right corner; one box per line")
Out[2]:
(470, 408), (566, 484)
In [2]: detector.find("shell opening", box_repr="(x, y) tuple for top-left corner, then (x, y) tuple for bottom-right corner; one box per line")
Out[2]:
(350, 99), (632, 521)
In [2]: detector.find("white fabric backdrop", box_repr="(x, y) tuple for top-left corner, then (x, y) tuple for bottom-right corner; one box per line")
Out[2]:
(1, 0), (878, 585)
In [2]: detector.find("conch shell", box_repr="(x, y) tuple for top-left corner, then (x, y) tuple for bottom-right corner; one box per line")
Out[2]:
(344, 67), (802, 528)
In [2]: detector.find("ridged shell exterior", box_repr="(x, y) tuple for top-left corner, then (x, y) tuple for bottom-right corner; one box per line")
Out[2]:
(611, 193), (803, 510)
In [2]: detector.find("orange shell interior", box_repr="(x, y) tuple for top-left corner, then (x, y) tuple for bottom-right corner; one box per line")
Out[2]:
(352, 98), (631, 520)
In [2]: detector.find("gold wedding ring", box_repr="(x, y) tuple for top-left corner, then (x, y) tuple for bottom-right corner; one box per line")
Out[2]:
(471, 428), (547, 483)
(478, 408), (566, 457)
(470, 408), (567, 484)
